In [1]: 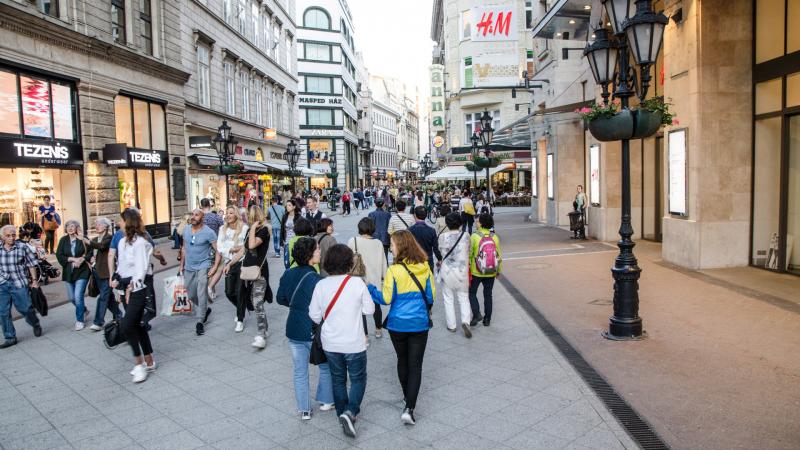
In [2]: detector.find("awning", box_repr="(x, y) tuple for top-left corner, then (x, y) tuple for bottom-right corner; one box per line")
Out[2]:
(190, 154), (269, 173)
(191, 154), (220, 167)
(531, 0), (597, 40)
(426, 164), (514, 181)
(239, 160), (269, 173)
(261, 161), (290, 172)
(301, 167), (324, 176)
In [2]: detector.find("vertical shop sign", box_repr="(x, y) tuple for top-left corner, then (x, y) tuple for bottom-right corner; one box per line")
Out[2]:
(531, 155), (537, 197)
(668, 129), (687, 216)
(429, 65), (445, 132)
(589, 145), (600, 205)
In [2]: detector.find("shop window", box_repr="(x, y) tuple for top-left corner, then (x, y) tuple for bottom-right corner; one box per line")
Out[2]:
(788, 115), (800, 273)
(114, 94), (166, 150)
(788, 72), (800, 108)
(756, 0), (785, 64)
(137, 169), (155, 225)
(0, 168), (81, 229)
(789, 0), (800, 54)
(751, 117), (782, 268)
(755, 78), (782, 115)
(20, 76), (51, 138)
(0, 69), (76, 141)
(111, 0), (126, 44)
(0, 70), (20, 135)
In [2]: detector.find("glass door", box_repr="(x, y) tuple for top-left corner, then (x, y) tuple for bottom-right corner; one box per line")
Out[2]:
(787, 114), (800, 274)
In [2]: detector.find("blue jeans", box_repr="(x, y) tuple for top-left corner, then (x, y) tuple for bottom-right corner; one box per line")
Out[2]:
(93, 275), (122, 326)
(0, 283), (40, 340)
(65, 278), (89, 323)
(289, 340), (334, 413)
(324, 350), (367, 417)
(272, 230), (281, 255)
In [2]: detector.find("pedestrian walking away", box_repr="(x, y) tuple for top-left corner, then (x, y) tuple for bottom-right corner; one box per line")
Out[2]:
(276, 237), (334, 420)
(83, 218), (122, 331)
(408, 206), (442, 272)
(113, 210), (156, 383)
(309, 244), (374, 438)
(200, 198), (224, 234)
(388, 200), (414, 236)
(347, 218), (388, 339)
(459, 189), (476, 234)
(368, 199), (391, 260)
(55, 220), (92, 330)
(267, 197), (285, 257)
(235, 205), (273, 347)
(469, 213), (502, 327)
(285, 218), (315, 270)
(180, 209), (217, 336)
(437, 213), (472, 337)
(314, 218), (337, 276)
(0, 225), (43, 348)
(367, 230), (435, 426)
(213, 206), (249, 332)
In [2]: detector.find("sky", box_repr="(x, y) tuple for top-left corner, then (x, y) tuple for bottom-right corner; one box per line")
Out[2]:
(348, 0), (434, 99)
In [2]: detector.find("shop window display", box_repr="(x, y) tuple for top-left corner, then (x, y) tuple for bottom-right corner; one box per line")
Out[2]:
(0, 68), (76, 141)
(0, 168), (81, 229)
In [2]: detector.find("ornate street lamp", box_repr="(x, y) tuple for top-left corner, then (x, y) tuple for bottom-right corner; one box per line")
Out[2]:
(470, 132), (480, 189)
(213, 120), (239, 202)
(361, 138), (373, 187)
(583, 0), (667, 340)
(479, 110), (494, 200)
(284, 139), (299, 193)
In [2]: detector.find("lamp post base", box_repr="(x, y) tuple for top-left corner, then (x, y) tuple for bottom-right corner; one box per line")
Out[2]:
(602, 329), (646, 341)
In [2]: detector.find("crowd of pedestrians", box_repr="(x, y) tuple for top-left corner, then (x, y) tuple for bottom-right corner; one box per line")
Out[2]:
(0, 183), (502, 439)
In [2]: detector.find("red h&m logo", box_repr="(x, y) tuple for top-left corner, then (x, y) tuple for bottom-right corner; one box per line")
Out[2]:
(476, 11), (512, 38)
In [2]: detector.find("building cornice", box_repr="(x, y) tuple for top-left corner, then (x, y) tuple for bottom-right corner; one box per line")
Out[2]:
(0, 4), (190, 85)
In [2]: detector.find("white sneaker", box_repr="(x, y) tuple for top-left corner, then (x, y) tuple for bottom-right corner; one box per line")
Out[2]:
(320, 403), (335, 411)
(89, 324), (102, 332)
(235, 321), (244, 333)
(74, 322), (85, 331)
(146, 361), (157, 372)
(251, 336), (266, 349)
(131, 364), (148, 383)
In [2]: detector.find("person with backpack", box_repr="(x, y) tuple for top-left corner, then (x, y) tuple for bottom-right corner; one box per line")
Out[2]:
(367, 230), (435, 426)
(388, 200), (414, 236)
(475, 194), (492, 216)
(308, 245), (374, 438)
(276, 237), (334, 420)
(469, 213), (502, 327)
(314, 218), (337, 276)
(459, 189), (476, 234)
(437, 212), (472, 337)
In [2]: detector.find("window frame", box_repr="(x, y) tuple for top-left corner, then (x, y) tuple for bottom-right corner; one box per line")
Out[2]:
(303, 7), (331, 30)
(139, 0), (153, 55)
(240, 70), (250, 120)
(224, 61), (235, 115)
(0, 67), (78, 142)
(111, 0), (126, 44)
(114, 93), (167, 151)
(196, 45), (210, 107)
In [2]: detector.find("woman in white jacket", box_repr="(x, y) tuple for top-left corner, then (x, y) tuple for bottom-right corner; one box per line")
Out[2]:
(112, 209), (155, 383)
(436, 212), (472, 338)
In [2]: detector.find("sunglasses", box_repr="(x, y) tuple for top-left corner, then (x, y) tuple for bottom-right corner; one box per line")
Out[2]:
(191, 235), (195, 246)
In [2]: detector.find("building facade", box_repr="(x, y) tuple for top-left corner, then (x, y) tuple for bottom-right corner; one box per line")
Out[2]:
(0, 0), (189, 238)
(180, 0), (299, 209)
(370, 100), (401, 184)
(428, 0), (535, 192)
(295, 0), (361, 190)
(531, 0), (800, 274)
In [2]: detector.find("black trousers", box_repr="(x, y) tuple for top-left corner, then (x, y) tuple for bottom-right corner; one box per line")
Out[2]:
(461, 213), (474, 234)
(121, 289), (153, 358)
(469, 276), (495, 320)
(225, 262), (247, 321)
(343, 201), (351, 215)
(44, 230), (55, 253)
(362, 306), (384, 335)
(389, 330), (429, 409)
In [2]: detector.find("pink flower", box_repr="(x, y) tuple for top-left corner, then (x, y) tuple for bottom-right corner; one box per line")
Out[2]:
(612, 98), (621, 105)
(672, 118), (680, 125)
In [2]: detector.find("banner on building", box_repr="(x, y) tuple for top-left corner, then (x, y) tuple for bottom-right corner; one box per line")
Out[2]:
(589, 145), (600, 205)
(463, 53), (519, 88)
(429, 65), (445, 132)
(470, 6), (517, 42)
(668, 129), (687, 216)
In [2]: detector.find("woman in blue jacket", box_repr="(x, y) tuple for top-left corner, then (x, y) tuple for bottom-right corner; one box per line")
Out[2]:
(368, 230), (435, 426)
(276, 237), (334, 420)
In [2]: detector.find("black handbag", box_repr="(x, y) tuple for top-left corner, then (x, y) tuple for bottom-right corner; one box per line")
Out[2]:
(103, 319), (126, 349)
(310, 276), (351, 365)
(86, 272), (99, 298)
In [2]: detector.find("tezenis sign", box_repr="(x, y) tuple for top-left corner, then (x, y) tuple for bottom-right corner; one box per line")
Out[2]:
(1, 138), (83, 166)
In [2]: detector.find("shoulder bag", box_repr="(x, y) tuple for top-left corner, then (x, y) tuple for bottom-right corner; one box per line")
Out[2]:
(348, 237), (367, 277)
(396, 213), (410, 228)
(240, 226), (268, 281)
(310, 275), (351, 365)
(288, 271), (315, 307)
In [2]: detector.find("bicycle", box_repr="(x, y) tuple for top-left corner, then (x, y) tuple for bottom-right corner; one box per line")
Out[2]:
(426, 204), (440, 224)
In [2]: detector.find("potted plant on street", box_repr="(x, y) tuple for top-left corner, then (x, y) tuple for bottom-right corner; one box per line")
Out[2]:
(576, 99), (634, 142)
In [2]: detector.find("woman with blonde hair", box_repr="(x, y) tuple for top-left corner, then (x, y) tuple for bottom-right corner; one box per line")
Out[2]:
(212, 205), (249, 332)
(227, 205), (272, 348)
(368, 230), (435, 426)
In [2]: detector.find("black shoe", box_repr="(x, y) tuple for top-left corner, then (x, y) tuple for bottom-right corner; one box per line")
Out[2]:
(339, 412), (356, 437)
(33, 325), (42, 337)
(483, 318), (490, 327)
(469, 313), (483, 327)
(0, 338), (18, 349)
(196, 322), (204, 336)
(401, 407), (416, 425)
(203, 308), (212, 324)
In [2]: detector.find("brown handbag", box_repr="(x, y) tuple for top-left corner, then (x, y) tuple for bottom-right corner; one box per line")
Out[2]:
(348, 237), (367, 277)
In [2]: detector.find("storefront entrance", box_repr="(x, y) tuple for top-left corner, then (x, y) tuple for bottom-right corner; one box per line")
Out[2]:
(0, 167), (82, 228)
(118, 168), (170, 237)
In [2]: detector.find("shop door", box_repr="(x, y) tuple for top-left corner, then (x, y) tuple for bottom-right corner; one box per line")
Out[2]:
(641, 137), (663, 241)
(55, 169), (83, 228)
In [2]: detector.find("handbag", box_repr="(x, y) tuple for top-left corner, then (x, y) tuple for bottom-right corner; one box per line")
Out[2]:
(103, 319), (126, 349)
(310, 275), (351, 365)
(348, 237), (367, 277)
(86, 271), (99, 297)
(240, 227), (268, 281)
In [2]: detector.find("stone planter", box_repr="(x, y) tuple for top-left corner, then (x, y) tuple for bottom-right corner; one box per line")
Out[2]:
(631, 109), (663, 139)
(587, 109), (634, 142)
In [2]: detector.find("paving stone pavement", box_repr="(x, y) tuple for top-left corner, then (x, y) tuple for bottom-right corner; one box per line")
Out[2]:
(0, 209), (639, 449)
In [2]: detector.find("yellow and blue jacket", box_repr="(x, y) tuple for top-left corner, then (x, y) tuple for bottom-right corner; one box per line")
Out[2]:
(368, 261), (435, 333)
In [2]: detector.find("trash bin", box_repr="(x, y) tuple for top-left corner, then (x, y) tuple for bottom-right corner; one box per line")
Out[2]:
(568, 210), (586, 239)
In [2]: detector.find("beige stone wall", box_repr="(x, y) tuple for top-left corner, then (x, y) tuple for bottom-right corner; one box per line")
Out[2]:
(661, 0), (753, 268)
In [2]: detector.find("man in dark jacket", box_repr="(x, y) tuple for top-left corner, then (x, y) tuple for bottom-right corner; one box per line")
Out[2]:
(368, 199), (392, 259)
(409, 206), (442, 271)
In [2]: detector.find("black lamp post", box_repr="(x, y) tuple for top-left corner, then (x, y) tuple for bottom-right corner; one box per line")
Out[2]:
(479, 110), (494, 200)
(470, 132), (480, 189)
(284, 139), (299, 194)
(362, 138), (373, 187)
(584, 0), (667, 340)
(213, 120), (238, 203)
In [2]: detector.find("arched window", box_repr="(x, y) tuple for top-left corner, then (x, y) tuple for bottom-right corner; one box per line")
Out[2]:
(303, 7), (330, 29)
